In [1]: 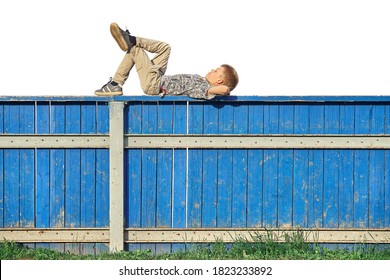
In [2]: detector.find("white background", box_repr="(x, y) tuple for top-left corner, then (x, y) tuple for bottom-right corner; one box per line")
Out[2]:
(1, 0), (390, 96)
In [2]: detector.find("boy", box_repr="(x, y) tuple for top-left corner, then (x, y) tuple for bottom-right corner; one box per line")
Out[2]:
(95, 23), (239, 100)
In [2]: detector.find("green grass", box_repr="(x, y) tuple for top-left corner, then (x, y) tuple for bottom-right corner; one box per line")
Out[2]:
(2, 232), (390, 260)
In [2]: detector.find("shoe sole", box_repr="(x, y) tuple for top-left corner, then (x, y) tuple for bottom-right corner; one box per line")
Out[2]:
(110, 22), (128, 52)
(94, 90), (123, 96)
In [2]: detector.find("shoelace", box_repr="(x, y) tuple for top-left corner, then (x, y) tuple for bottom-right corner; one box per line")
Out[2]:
(125, 26), (131, 35)
(101, 77), (113, 89)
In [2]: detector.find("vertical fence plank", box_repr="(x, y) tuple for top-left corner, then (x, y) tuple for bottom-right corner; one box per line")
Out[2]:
(202, 103), (218, 228)
(369, 105), (385, 227)
(64, 103), (81, 254)
(308, 105), (324, 227)
(50, 102), (66, 228)
(354, 105), (370, 228)
(232, 104), (248, 227)
(4, 103), (20, 134)
(172, 101), (187, 228)
(81, 102), (97, 254)
(156, 102), (173, 254)
(95, 102), (109, 253)
(18, 103), (35, 251)
(294, 104), (311, 228)
(339, 105), (355, 227)
(187, 102), (203, 228)
(141, 102), (158, 253)
(19, 103), (35, 229)
(4, 148), (19, 227)
(278, 104), (294, 227)
(50, 102), (66, 252)
(125, 101), (142, 252)
(65, 103), (81, 229)
(247, 104), (264, 227)
(323, 105), (340, 228)
(35, 102), (50, 249)
(217, 104), (234, 228)
(292, 104), (309, 227)
(263, 104), (279, 227)
(156, 102), (173, 228)
(4, 104), (20, 227)
(386, 105), (390, 228)
(171, 101), (188, 252)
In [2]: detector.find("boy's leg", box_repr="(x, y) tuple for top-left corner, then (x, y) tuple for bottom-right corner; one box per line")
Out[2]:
(136, 37), (171, 75)
(113, 37), (171, 95)
(112, 52), (136, 86)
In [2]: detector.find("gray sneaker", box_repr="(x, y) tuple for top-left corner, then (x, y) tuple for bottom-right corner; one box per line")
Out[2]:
(94, 78), (123, 96)
(110, 22), (134, 52)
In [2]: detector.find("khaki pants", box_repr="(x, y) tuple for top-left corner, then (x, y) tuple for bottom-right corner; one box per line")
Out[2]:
(113, 37), (171, 95)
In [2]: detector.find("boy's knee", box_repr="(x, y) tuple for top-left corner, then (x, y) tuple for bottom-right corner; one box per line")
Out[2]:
(162, 43), (171, 54)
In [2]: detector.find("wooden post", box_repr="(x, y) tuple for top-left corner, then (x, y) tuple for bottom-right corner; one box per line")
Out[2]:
(109, 101), (124, 252)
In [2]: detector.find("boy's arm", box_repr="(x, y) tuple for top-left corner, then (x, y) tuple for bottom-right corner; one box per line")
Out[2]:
(207, 85), (230, 96)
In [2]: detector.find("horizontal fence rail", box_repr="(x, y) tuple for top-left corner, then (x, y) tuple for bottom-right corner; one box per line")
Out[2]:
(1, 134), (390, 149)
(0, 135), (109, 148)
(1, 228), (389, 244)
(1, 96), (390, 253)
(124, 134), (390, 149)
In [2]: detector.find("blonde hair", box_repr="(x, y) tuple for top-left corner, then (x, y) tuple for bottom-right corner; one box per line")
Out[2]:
(221, 64), (239, 91)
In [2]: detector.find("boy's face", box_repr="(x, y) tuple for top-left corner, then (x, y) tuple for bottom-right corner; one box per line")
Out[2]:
(205, 67), (225, 86)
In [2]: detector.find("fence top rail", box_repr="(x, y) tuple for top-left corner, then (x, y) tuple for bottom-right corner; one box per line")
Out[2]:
(1, 95), (390, 103)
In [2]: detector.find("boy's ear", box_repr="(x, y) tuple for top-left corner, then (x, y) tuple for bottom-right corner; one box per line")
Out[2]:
(217, 78), (224, 85)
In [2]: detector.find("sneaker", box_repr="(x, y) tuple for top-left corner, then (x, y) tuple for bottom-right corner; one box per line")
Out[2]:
(110, 22), (134, 52)
(94, 78), (123, 96)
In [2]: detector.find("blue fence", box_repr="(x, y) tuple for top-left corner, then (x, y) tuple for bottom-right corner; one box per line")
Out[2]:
(0, 96), (389, 254)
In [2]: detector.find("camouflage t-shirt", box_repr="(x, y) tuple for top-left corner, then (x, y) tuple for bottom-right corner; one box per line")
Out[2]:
(160, 74), (215, 100)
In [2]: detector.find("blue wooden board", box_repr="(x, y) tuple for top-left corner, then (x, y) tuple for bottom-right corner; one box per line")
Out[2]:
(339, 105), (354, 227)
(262, 104), (279, 227)
(292, 105), (308, 227)
(80, 103), (98, 253)
(369, 105), (385, 227)
(187, 102), (204, 228)
(354, 105), (370, 227)
(386, 106), (390, 228)
(278, 104), (294, 227)
(246, 104), (264, 227)
(124, 102), (143, 252)
(307, 105), (325, 227)
(202, 103), (218, 228)
(232, 104), (248, 227)
(323, 105), (340, 228)
(217, 104), (234, 228)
